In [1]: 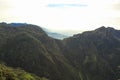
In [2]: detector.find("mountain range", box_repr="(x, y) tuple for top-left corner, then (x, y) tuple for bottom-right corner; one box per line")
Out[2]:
(0, 22), (119, 80)
(41, 27), (69, 39)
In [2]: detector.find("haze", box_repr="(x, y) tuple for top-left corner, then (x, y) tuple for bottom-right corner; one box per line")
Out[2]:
(0, 0), (120, 34)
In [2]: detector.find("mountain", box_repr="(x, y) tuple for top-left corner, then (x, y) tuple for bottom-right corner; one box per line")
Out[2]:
(63, 26), (120, 80)
(0, 23), (119, 80)
(45, 31), (69, 40)
(0, 22), (79, 80)
(42, 27), (69, 39)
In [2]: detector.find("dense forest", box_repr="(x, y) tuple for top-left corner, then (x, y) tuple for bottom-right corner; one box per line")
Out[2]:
(0, 23), (119, 80)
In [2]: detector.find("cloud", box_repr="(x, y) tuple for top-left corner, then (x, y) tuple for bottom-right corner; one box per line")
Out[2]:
(1, 0), (120, 32)
(47, 4), (88, 8)
(112, 3), (120, 10)
(0, 1), (11, 10)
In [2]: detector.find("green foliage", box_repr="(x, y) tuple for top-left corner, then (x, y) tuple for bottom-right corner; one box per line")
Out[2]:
(0, 23), (119, 80)
(0, 23), (79, 80)
(0, 64), (48, 80)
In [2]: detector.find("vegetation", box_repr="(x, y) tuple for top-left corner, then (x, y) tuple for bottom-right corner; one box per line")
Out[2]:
(0, 63), (48, 80)
(0, 23), (119, 80)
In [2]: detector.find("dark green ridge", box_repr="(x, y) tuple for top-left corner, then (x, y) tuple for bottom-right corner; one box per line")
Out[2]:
(0, 23), (119, 80)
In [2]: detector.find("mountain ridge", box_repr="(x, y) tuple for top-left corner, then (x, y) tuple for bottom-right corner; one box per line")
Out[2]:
(0, 23), (119, 80)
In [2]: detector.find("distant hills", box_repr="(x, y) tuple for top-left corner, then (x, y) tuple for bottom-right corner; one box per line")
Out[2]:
(0, 22), (119, 80)
(41, 27), (69, 39)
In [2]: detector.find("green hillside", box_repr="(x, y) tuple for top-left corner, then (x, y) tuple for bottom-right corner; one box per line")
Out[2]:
(0, 23), (119, 80)
(0, 63), (48, 80)
(0, 23), (79, 80)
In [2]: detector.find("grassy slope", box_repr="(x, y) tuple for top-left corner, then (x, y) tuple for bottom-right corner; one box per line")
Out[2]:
(0, 63), (48, 80)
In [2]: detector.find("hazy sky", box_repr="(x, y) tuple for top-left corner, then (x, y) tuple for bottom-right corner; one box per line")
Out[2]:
(0, 0), (120, 34)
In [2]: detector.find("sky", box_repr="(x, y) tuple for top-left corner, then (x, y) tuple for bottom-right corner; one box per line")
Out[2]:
(0, 0), (120, 34)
